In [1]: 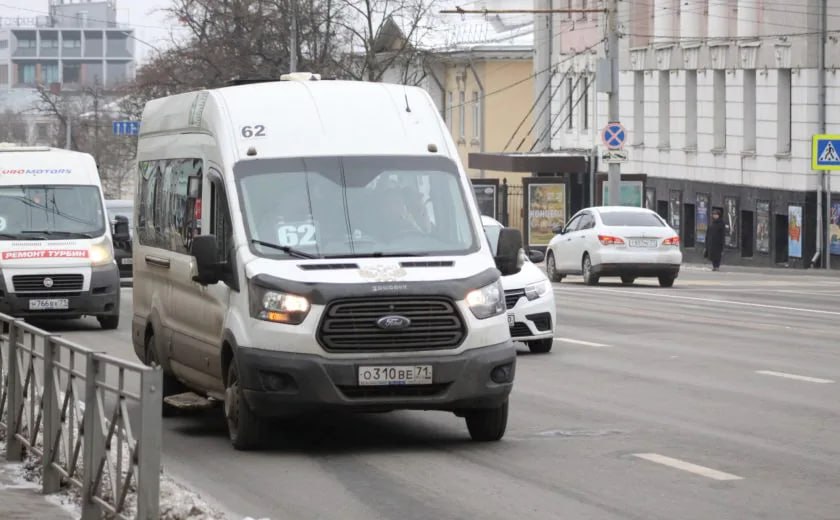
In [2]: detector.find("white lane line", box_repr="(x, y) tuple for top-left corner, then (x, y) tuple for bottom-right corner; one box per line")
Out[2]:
(755, 370), (835, 384)
(554, 337), (610, 348)
(632, 453), (743, 481)
(554, 286), (840, 317)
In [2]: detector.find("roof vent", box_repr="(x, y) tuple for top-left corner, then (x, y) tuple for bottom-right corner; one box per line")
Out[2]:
(280, 72), (321, 81)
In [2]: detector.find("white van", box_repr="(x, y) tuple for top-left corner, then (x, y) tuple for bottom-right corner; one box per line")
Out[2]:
(0, 144), (121, 329)
(132, 75), (524, 449)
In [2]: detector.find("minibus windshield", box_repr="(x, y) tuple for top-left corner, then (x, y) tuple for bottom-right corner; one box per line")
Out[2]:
(235, 156), (478, 258)
(0, 185), (106, 239)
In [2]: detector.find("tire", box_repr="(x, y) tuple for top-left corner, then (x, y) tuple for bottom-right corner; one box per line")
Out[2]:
(465, 400), (509, 442)
(582, 255), (599, 286)
(527, 338), (553, 354)
(658, 275), (676, 288)
(225, 357), (266, 450)
(546, 252), (564, 283)
(620, 276), (636, 286)
(98, 315), (120, 330)
(145, 331), (183, 417)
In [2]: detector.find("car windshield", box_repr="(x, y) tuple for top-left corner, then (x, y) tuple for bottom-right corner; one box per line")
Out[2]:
(235, 155), (477, 258)
(0, 185), (106, 239)
(599, 211), (666, 227)
(483, 223), (502, 253)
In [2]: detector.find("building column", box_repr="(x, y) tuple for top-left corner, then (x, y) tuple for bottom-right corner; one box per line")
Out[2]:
(737, 0), (759, 39)
(679, 0), (703, 41)
(708, 0), (729, 39)
(653, 0), (675, 44)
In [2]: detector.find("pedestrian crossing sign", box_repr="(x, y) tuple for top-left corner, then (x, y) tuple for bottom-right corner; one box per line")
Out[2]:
(812, 134), (840, 170)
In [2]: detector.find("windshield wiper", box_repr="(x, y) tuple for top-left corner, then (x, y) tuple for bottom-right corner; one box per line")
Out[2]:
(0, 233), (21, 239)
(251, 239), (320, 259)
(21, 230), (94, 239)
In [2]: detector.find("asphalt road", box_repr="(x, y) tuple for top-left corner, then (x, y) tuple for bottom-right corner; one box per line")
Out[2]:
(46, 266), (840, 520)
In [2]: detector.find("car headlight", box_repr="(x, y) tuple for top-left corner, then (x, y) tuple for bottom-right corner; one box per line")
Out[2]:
(524, 280), (550, 300)
(90, 241), (114, 267)
(466, 280), (505, 319)
(249, 282), (310, 325)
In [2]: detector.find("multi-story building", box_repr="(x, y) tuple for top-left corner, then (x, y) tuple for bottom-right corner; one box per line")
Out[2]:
(540, 0), (840, 268)
(0, 0), (135, 91)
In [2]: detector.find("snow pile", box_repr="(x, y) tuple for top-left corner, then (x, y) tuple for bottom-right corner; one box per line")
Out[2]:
(1, 406), (228, 519)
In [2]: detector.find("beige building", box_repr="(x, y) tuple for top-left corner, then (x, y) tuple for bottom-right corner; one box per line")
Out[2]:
(441, 55), (534, 181)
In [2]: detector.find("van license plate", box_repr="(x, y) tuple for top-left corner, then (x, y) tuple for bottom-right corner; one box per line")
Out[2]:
(358, 366), (433, 386)
(122, 258), (133, 265)
(29, 299), (69, 311)
(508, 313), (515, 327)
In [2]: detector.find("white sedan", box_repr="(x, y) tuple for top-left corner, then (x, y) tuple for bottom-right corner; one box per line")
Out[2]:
(482, 216), (556, 353)
(544, 207), (682, 287)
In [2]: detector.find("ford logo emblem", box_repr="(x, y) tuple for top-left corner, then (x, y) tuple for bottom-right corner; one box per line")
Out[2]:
(43, 277), (54, 288)
(376, 315), (411, 330)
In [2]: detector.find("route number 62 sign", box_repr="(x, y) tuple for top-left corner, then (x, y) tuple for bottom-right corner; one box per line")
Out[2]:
(277, 223), (316, 247)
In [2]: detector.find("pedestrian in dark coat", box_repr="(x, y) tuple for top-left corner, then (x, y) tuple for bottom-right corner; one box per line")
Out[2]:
(705, 209), (726, 271)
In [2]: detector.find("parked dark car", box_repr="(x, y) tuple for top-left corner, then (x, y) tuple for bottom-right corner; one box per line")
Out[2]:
(105, 199), (133, 281)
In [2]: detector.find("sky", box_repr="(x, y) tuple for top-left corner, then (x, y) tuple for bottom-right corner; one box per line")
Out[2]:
(0, 0), (183, 63)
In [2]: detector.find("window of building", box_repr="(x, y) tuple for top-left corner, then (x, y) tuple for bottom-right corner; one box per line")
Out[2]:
(685, 70), (697, 149)
(42, 63), (59, 84)
(659, 71), (670, 148)
(471, 91), (480, 141)
(458, 90), (465, 139)
(634, 71), (645, 145)
(743, 69), (756, 152)
(17, 39), (36, 48)
(19, 64), (36, 84)
(41, 39), (59, 49)
(137, 159), (203, 253)
(0, 65), (8, 85)
(0, 40), (8, 49)
(582, 76), (590, 130)
(36, 123), (48, 140)
(567, 77), (574, 129)
(714, 69), (726, 150)
(63, 63), (80, 84)
(777, 68), (791, 154)
(62, 37), (81, 48)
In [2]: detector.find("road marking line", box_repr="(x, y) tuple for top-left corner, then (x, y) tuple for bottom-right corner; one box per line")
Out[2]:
(755, 370), (835, 384)
(554, 337), (610, 347)
(633, 453), (743, 481)
(554, 286), (840, 316)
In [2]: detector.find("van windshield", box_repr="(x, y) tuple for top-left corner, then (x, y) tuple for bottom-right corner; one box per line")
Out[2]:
(0, 185), (106, 239)
(235, 156), (478, 258)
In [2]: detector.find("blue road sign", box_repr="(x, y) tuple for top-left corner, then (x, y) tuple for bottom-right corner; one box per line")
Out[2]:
(112, 121), (140, 136)
(812, 134), (840, 171)
(601, 122), (626, 150)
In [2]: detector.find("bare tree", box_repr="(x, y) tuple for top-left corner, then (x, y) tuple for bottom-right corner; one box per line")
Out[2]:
(332, 0), (439, 82)
(34, 84), (136, 198)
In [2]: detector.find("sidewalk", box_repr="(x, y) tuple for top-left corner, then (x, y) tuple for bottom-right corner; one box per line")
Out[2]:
(681, 262), (840, 277)
(0, 455), (73, 520)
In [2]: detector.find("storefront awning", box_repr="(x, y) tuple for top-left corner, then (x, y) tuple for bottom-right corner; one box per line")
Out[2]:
(468, 151), (590, 173)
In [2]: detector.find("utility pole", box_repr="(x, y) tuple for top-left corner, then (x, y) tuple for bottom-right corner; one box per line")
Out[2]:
(290, 0), (298, 73)
(65, 117), (71, 150)
(606, 0), (621, 206)
(819, 0), (829, 270)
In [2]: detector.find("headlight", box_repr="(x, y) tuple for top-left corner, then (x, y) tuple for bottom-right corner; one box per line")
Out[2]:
(250, 282), (310, 325)
(466, 280), (505, 319)
(524, 280), (550, 300)
(90, 241), (114, 267)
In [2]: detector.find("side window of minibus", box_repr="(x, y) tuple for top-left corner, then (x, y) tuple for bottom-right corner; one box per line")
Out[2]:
(209, 174), (234, 273)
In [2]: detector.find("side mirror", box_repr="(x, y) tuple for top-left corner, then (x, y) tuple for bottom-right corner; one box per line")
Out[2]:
(190, 235), (220, 285)
(528, 249), (545, 263)
(113, 215), (130, 243)
(552, 224), (564, 235)
(495, 228), (524, 276)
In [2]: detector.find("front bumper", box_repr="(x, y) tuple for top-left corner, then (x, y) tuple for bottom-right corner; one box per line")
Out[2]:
(0, 265), (120, 319)
(506, 293), (556, 342)
(236, 341), (516, 417)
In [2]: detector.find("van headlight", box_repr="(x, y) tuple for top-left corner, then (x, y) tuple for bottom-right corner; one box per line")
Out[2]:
(524, 280), (550, 300)
(249, 283), (310, 325)
(466, 280), (505, 319)
(89, 242), (114, 267)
